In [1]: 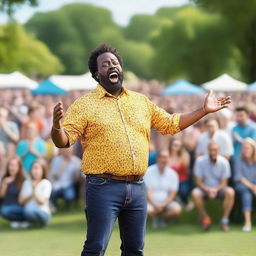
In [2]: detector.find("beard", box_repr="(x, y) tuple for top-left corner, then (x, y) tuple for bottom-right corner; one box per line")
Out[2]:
(98, 71), (124, 95)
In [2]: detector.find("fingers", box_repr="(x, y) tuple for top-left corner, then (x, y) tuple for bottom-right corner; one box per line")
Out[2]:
(53, 101), (64, 122)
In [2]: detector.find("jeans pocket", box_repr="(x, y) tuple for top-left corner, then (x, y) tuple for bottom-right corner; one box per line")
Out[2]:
(87, 176), (107, 185)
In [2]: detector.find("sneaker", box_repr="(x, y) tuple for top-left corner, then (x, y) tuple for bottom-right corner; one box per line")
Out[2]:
(10, 221), (21, 229)
(20, 221), (30, 229)
(201, 217), (211, 231)
(152, 216), (161, 229)
(220, 218), (230, 232)
(242, 225), (252, 232)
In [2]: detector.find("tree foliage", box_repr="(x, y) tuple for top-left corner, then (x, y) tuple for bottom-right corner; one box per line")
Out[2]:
(0, 23), (64, 76)
(192, 0), (256, 82)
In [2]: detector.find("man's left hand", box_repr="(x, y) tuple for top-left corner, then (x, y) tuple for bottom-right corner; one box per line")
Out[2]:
(204, 90), (231, 114)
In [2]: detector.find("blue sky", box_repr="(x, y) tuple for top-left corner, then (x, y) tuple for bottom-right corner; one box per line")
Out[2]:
(0, 0), (189, 26)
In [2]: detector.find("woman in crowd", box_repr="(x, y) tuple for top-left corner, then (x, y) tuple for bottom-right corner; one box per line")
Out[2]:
(0, 157), (27, 228)
(234, 138), (256, 232)
(19, 160), (52, 228)
(168, 138), (193, 210)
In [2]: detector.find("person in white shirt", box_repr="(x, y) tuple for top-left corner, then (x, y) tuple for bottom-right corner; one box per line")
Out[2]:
(19, 160), (52, 228)
(144, 150), (181, 228)
(196, 118), (234, 160)
(49, 147), (81, 211)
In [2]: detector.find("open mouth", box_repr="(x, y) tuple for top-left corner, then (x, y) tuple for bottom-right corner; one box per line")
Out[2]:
(108, 71), (119, 83)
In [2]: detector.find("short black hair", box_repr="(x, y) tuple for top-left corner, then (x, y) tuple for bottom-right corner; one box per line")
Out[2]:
(88, 43), (123, 82)
(235, 107), (249, 114)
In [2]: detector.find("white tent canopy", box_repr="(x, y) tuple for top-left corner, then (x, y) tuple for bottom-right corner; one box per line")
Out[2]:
(0, 71), (38, 89)
(49, 73), (97, 91)
(202, 74), (247, 92)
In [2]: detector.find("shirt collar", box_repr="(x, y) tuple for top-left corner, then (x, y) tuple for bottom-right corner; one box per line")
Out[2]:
(95, 84), (129, 99)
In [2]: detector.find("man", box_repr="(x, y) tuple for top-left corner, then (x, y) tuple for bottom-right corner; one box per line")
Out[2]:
(196, 118), (234, 160)
(50, 147), (81, 211)
(144, 150), (181, 228)
(232, 107), (256, 158)
(0, 107), (19, 158)
(51, 43), (231, 256)
(192, 141), (234, 231)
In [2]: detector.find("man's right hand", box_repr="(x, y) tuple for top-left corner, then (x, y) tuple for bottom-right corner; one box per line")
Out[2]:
(53, 102), (64, 129)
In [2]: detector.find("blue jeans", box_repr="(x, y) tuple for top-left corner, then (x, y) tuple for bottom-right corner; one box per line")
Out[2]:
(81, 176), (147, 256)
(1, 205), (25, 221)
(178, 180), (192, 204)
(24, 208), (51, 226)
(236, 183), (255, 211)
(51, 185), (76, 207)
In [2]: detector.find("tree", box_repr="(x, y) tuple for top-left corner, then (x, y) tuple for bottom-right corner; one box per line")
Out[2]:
(0, 24), (64, 76)
(0, 0), (38, 17)
(192, 0), (256, 82)
(150, 6), (240, 83)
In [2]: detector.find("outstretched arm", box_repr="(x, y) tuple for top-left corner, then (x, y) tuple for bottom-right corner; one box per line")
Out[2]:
(179, 90), (231, 130)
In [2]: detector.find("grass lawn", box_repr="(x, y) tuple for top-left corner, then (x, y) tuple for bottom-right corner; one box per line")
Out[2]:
(0, 207), (255, 256)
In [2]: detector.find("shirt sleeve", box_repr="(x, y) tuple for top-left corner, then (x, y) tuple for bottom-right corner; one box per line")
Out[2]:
(233, 158), (243, 182)
(62, 100), (88, 146)
(36, 180), (52, 199)
(169, 171), (179, 191)
(222, 159), (231, 178)
(194, 158), (203, 177)
(146, 99), (180, 135)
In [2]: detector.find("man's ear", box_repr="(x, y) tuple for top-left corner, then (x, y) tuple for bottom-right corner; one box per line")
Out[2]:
(95, 72), (99, 80)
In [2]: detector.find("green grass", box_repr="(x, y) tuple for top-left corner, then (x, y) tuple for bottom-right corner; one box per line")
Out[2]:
(0, 207), (255, 256)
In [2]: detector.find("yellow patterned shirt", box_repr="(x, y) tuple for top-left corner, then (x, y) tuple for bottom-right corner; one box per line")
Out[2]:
(62, 84), (181, 175)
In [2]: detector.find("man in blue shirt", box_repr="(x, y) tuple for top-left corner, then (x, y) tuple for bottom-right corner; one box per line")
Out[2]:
(232, 107), (256, 158)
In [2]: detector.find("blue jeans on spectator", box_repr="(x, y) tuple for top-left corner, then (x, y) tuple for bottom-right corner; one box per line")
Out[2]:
(24, 208), (51, 226)
(178, 180), (192, 204)
(236, 183), (255, 211)
(0, 205), (25, 221)
(51, 185), (76, 208)
(81, 175), (147, 256)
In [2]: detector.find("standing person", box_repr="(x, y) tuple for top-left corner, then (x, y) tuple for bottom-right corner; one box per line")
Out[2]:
(168, 138), (193, 209)
(0, 157), (27, 229)
(51, 43), (231, 256)
(19, 160), (52, 228)
(234, 138), (256, 232)
(145, 150), (181, 228)
(16, 123), (46, 173)
(232, 107), (256, 158)
(192, 141), (234, 231)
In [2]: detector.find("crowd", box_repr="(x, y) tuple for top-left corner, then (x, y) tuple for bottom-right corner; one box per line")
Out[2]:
(0, 81), (256, 233)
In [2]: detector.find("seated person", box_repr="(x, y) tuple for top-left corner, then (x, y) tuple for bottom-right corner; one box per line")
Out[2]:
(0, 157), (27, 229)
(234, 138), (256, 232)
(192, 141), (234, 231)
(19, 160), (52, 228)
(49, 147), (81, 211)
(144, 150), (181, 228)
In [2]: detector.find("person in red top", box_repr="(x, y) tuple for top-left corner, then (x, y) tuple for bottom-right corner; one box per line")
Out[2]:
(168, 137), (193, 210)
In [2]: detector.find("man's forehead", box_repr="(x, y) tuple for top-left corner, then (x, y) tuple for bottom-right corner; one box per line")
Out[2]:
(97, 52), (117, 63)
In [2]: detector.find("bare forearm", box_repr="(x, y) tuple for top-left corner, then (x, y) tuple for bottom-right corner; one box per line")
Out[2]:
(179, 107), (207, 130)
(51, 127), (69, 148)
(241, 178), (254, 190)
(163, 191), (176, 206)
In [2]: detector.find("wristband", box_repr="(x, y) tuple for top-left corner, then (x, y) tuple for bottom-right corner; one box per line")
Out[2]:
(53, 126), (64, 131)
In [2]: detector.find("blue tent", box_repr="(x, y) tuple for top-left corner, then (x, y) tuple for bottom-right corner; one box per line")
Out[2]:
(248, 81), (256, 91)
(162, 79), (205, 95)
(32, 79), (67, 95)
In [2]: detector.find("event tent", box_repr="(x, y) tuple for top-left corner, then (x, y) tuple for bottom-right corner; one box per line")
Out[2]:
(162, 79), (205, 95)
(49, 73), (97, 91)
(32, 79), (68, 95)
(0, 71), (38, 89)
(202, 74), (247, 92)
(248, 81), (256, 92)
